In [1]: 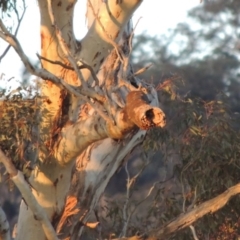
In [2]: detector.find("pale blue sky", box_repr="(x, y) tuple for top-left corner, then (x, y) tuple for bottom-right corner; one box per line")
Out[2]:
(0, 0), (200, 90)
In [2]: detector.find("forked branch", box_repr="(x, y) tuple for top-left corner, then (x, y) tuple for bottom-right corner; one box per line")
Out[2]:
(0, 19), (105, 103)
(0, 0), (26, 61)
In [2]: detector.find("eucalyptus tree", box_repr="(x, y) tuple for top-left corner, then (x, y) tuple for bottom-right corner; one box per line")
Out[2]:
(0, 0), (166, 239)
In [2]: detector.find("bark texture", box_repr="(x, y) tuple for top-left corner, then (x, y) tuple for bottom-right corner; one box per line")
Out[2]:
(1, 0), (166, 239)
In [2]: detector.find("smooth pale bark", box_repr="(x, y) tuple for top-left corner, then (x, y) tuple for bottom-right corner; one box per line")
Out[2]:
(14, 0), (162, 240)
(15, 1), (78, 238)
(55, 2), (165, 237)
(0, 0), (165, 239)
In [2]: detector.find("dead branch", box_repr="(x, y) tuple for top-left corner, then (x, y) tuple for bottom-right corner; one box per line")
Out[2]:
(133, 64), (153, 76)
(37, 54), (100, 86)
(152, 183), (240, 238)
(115, 183), (240, 240)
(0, 149), (59, 240)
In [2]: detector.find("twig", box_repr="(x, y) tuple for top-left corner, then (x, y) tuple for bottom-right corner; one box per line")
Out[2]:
(37, 54), (74, 70)
(181, 181), (199, 239)
(77, 60), (100, 86)
(0, 206), (11, 240)
(189, 225), (199, 240)
(0, 0), (26, 61)
(0, 149), (59, 240)
(188, 190), (199, 240)
(133, 64), (153, 76)
(120, 157), (153, 238)
(120, 162), (131, 237)
(122, 17), (142, 77)
(37, 54), (100, 86)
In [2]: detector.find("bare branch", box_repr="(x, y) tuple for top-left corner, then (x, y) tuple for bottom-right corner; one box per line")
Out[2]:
(133, 64), (153, 76)
(37, 54), (100, 86)
(36, 54), (74, 71)
(122, 17), (142, 77)
(0, 149), (59, 240)
(0, 206), (10, 240)
(189, 225), (199, 240)
(120, 162), (131, 237)
(0, 19), (112, 121)
(0, 19), (105, 103)
(0, 0), (26, 61)
(153, 183), (240, 238)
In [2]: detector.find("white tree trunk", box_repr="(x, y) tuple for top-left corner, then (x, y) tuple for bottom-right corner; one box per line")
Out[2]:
(0, 1), (166, 239)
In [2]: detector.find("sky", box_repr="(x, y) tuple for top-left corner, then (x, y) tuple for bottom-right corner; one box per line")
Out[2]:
(0, 0), (201, 91)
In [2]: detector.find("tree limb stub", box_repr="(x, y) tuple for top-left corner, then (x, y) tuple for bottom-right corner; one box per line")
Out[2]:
(56, 90), (166, 164)
(153, 183), (240, 238)
(125, 91), (166, 130)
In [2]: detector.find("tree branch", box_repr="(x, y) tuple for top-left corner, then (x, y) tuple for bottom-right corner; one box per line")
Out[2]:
(0, 19), (105, 103)
(114, 183), (240, 240)
(37, 54), (100, 86)
(0, 0), (26, 62)
(153, 183), (240, 238)
(0, 19), (115, 133)
(47, 0), (105, 103)
(0, 19), (112, 123)
(56, 90), (166, 163)
(0, 149), (59, 240)
(125, 91), (166, 130)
